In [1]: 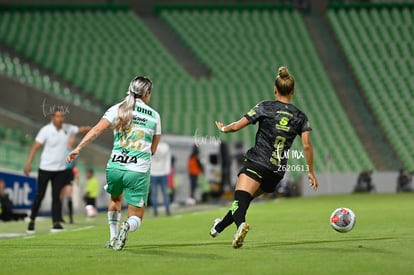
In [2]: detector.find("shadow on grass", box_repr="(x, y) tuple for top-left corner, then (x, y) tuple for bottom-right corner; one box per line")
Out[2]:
(119, 241), (236, 259)
(249, 236), (397, 254)
(123, 241), (231, 258)
(129, 241), (231, 250)
(122, 236), (397, 256)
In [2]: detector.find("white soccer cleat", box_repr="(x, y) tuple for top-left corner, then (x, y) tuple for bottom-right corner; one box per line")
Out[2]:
(105, 237), (117, 249)
(113, 221), (130, 251)
(232, 222), (250, 249)
(210, 218), (222, 238)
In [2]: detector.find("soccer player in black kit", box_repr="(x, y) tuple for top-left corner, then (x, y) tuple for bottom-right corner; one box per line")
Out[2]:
(211, 66), (319, 248)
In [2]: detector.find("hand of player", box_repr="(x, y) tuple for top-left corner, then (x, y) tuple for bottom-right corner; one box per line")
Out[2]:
(23, 163), (31, 176)
(308, 173), (318, 191)
(215, 121), (224, 131)
(66, 148), (80, 163)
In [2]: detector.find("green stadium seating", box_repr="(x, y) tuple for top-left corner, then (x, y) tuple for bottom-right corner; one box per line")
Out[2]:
(327, 5), (414, 169)
(0, 122), (37, 170)
(0, 50), (101, 113)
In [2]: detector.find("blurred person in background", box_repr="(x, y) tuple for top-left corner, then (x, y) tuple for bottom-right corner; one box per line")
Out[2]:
(67, 76), (161, 251)
(396, 168), (413, 192)
(167, 156), (176, 204)
(188, 144), (204, 201)
(60, 135), (78, 224)
(24, 109), (90, 233)
(354, 170), (375, 193)
(150, 141), (172, 216)
(83, 168), (100, 216)
(0, 179), (27, 222)
(219, 140), (231, 194)
(210, 66), (318, 248)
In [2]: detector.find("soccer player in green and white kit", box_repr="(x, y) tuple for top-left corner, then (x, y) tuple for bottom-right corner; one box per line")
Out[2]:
(212, 67), (318, 248)
(66, 76), (161, 251)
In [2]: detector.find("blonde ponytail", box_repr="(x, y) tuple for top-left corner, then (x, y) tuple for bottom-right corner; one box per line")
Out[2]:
(114, 94), (135, 132)
(113, 76), (153, 132)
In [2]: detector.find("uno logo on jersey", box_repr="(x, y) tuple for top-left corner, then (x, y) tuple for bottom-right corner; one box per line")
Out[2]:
(136, 106), (153, 116)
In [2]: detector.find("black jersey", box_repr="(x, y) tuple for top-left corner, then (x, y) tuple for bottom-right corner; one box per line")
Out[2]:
(244, 100), (312, 176)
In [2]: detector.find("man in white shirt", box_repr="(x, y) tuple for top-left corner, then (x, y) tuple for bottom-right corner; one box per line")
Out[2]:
(24, 109), (90, 233)
(150, 141), (172, 216)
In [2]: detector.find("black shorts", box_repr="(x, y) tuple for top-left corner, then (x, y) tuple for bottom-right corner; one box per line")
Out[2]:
(238, 160), (283, 193)
(64, 168), (74, 185)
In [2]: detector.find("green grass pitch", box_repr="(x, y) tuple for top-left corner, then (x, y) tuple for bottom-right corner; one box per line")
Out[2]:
(1, 193), (413, 274)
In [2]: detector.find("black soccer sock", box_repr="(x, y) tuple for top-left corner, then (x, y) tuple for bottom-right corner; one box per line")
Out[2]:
(68, 199), (73, 218)
(215, 210), (233, 233)
(231, 190), (253, 228)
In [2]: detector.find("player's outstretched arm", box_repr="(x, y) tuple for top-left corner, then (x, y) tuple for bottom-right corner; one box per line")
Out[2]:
(301, 131), (318, 191)
(66, 119), (111, 163)
(78, 126), (92, 135)
(215, 117), (250, 133)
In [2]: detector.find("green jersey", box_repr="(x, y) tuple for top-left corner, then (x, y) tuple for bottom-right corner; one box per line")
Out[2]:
(103, 99), (161, 173)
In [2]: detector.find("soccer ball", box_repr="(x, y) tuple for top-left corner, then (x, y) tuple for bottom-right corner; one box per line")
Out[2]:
(330, 207), (356, 233)
(85, 205), (97, 217)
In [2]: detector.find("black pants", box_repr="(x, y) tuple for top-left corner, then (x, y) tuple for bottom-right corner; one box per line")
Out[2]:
(30, 169), (67, 223)
(189, 174), (198, 199)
